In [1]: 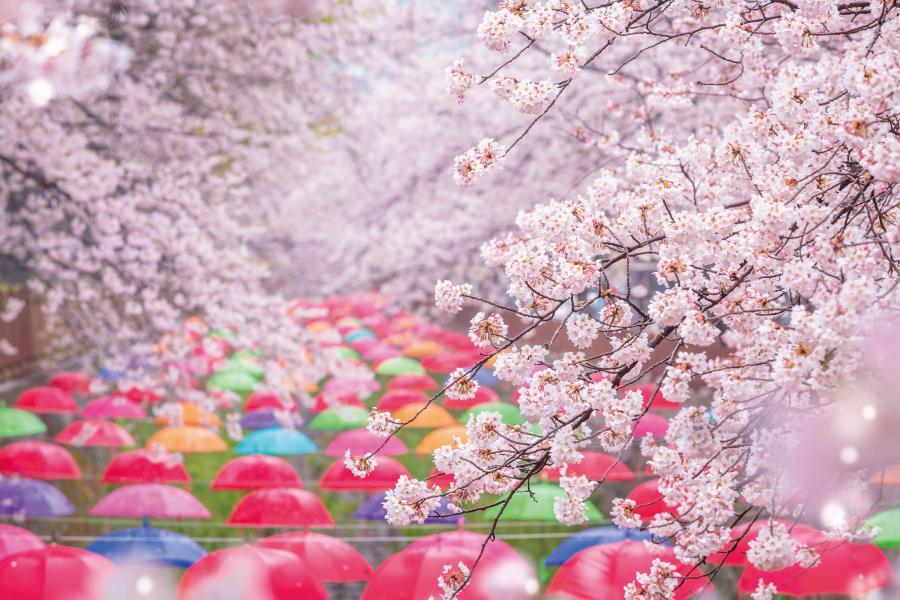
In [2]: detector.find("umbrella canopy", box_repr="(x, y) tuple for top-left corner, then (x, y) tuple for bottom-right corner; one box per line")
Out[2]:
(146, 426), (227, 453)
(102, 449), (191, 484)
(375, 389), (430, 412)
(546, 540), (708, 600)
(346, 329), (377, 343)
(362, 344), (402, 363)
(626, 479), (678, 522)
(222, 357), (264, 380)
(330, 345), (363, 361)
(483, 483), (604, 522)
(91, 484), (210, 519)
(0, 441), (80, 480)
(155, 403), (221, 428)
(212, 455), (302, 490)
(0, 477), (74, 517)
(543, 452), (634, 482)
(461, 402), (525, 425)
(421, 352), (478, 374)
(326, 429), (407, 457)
(227, 487), (334, 528)
(240, 408), (302, 430)
(353, 492), (463, 525)
(117, 385), (161, 405)
(235, 427), (316, 456)
(386, 374), (438, 392)
(626, 384), (682, 411)
(443, 386), (500, 411)
(81, 395), (146, 420)
(403, 340), (444, 358)
(55, 420), (135, 448)
(86, 526), (207, 568)
(258, 531), (373, 582)
(427, 468), (456, 490)
(49, 372), (92, 395)
(0, 544), (115, 600)
(544, 526), (658, 566)
(308, 406), (369, 431)
(318, 457), (410, 492)
(0, 407), (47, 438)
(375, 356), (426, 376)
(869, 507), (900, 548)
(311, 393), (365, 414)
(472, 368), (500, 387)
(206, 370), (257, 394)
(14, 386), (77, 414)
(244, 392), (296, 412)
(178, 546), (328, 600)
(0, 525), (45, 562)
(415, 425), (468, 455)
(633, 412), (669, 439)
(708, 520), (825, 566)
(392, 403), (456, 429)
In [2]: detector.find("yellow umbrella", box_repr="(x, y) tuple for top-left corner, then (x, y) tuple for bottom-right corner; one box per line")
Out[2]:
(392, 403), (457, 429)
(404, 340), (445, 359)
(416, 425), (468, 455)
(146, 426), (227, 453)
(155, 403), (221, 428)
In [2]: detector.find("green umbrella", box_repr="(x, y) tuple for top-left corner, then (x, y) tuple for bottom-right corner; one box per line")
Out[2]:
(208, 328), (235, 339)
(207, 369), (257, 394)
(222, 357), (264, 380)
(309, 406), (370, 431)
(330, 346), (362, 361)
(462, 402), (526, 425)
(868, 507), (900, 548)
(483, 483), (604, 522)
(375, 356), (425, 376)
(232, 349), (262, 359)
(0, 406), (47, 438)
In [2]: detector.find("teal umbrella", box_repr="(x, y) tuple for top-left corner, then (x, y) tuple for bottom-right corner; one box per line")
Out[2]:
(207, 370), (257, 394)
(236, 427), (316, 455)
(462, 402), (526, 425)
(483, 483), (604, 522)
(309, 407), (370, 432)
(0, 406), (47, 438)
(345, 329), (377, 343)
(868, 507), (900, 548)
(375, 357), (425, 376)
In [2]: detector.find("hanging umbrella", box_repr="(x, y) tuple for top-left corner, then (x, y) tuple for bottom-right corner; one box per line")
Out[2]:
(346, 329), (377, 343)
(443, 386), (500, 411)
(392, 403), (456, 429)
(318, 456), (409, 492)
(155, 403), (221, 428)
(375, 357), (426, 376)
(0, 441), (80, 480)
(428, 468), (456, 490)
(86, 525), (207, 568)
(708, 519), (825, 566)
(117, 385), (161, 405)
(178, 546), (327, 600)
(206, 370), (257, 394)
(633, 412), (669, 439)
(386, 374), (438, 392)
(212, 455), (302, 490)
(55, 420), (135, 448)
(376, 389), (430, 412)
(362, 344), (402, 364)
(227, 488), (334, 528)
(221, 357), (264, 380)
(91, 484), (210, 519)
(146, 426), (227, 453)
(330, 346), (362, 361)
(472, 368), (500, 387)
(415, 425), (468, 455)
(0, 524), (44, 561)
(0, 477), (74, 517)
(626, 384), (682, 411)
(81, 395), (146, 420)
(353, 492), (462, 525)
(483, 483), (604, 522)
(869, 507), (900, 548)
(235, 427), (316, 456)
(311, 392), (366, 414)
(348, 338), (379, 354)
(244, 392), (296, 412)
(240, 408), (302, 430)
(543, 451), (634, 482)
(0, 406), (46, 438)
(403, 340), (444, 358)
(14, 386), (77, 414)
(626, 479), (678, 522)
(544, 526), (658, 566)
(431, 330), (478, 352)
(102, 449), (191, 484)
(308, 406), (369, 431)
(326, 428), (407, 457)
(323, 376), (380, 397)
(49, 372), (92, 395)
(0, 544), (115, 600)
(871, 465), (900, 485)
(547, 540), (709, 600)
(258, 531), (373, 582)
(461, 402), (525, 426)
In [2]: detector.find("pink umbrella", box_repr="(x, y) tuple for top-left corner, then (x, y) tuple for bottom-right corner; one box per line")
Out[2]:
(325, 429), (407, 457)
(543, 451), (634, 482)
(55, 420), (135, 447)
(387, 374), (438, 392)
(258, 532), (373, 582)
(90, 483), (210, 519)
(244, 392), (296, 413)
(81, 395), (146, 420)
(0, 524), (45, 561)
(634, 412), (669, 438)
(102, 448), (191, 484)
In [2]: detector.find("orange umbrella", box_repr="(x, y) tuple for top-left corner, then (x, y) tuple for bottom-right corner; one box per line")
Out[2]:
(403, 340), (444, 359)
(415, 425), (468, 455)
(391, 403), (456, 429)
(155, 403), (221, 428)
(146, 426), (226, 453)
(872, 465), (900, 485)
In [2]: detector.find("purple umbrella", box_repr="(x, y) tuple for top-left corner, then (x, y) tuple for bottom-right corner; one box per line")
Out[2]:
(352, 491), (462, 525)
(240, 409), (302, 431)
(0, 476), (75, 517)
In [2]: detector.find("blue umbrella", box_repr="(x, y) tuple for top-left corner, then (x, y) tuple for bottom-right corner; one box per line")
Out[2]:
(352, 491), (463, 525)
(235, 427), (316, 456)
(240, 409), (302, 431)
(345, 329), (377, 342)
(0, 477), (74, 517)
(473, 368), (500, 387)
(86, 525), (207, 568)
(544, 526), (659, 566)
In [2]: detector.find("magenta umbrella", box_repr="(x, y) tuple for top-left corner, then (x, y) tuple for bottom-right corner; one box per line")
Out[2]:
(326, 429), (407, 457)
(90, 483), (210, 519)
(0, 524), (45, 561)
(81, 395), (146, 420)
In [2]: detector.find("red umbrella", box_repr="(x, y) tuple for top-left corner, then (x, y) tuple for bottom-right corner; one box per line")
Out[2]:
(318, 456), (410, 492)
(626, 479), (678, 522)
(421, 352), (476, 374)
(0, 544), (115, 600)
(428, 468), (456, 490)
(325, 429), (407, 457)
(375, 389), (430, 412)
(178, 546), (327, 600)
(626, 384), (681, 411)
(432, 330), (478, 352)
(0, 524), (45, 561)
(634, 412), (669, 439)
(227, 488), (334, 528)
(117, 385), (161, 404)
(245, 392), (296, 413)
(387, 374), (438, 392)
(212, 456), (302, 490)
(81, 395), (145, 420)
(55, 420), (135, 447)
(101, 448), (190, 484)
(543, 451), (634, 482)
(709, 519), (826, 567)
(546, 540), (709, 600)
(49, 372), (92, 395)
(738, 538), (892, 596)
(0, 441), (80, 480)
(91, 483), (210, 519)
(14, 386), (77, 414)
(258, 531), (373, 582)
(311, 393), (365, 413)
